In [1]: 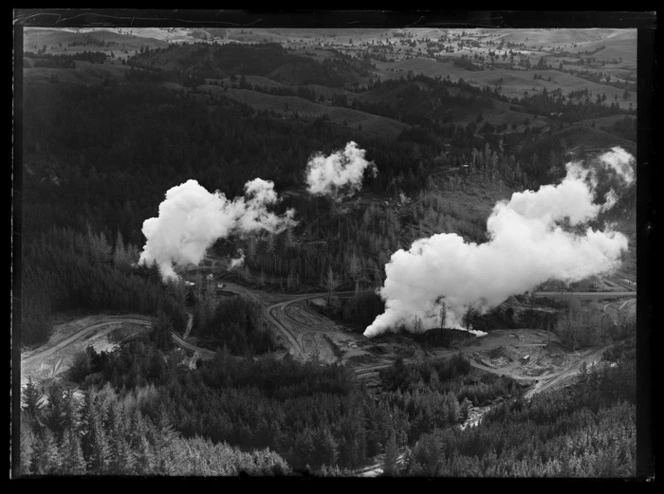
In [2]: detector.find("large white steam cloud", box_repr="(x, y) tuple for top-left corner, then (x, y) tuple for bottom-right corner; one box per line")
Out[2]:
(139, 179), (296, 280)
(364, 147), (635, 338)
(306, 141), (377, 201)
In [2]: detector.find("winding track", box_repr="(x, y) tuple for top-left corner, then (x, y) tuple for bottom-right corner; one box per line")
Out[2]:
(22, 288), (635, 388)
(533, 291), (635, 299)
(21, 285), (635, 477)
(21, 288), (353, 380)
(263, 290), (355, 360)
(21, 315), (154, 369)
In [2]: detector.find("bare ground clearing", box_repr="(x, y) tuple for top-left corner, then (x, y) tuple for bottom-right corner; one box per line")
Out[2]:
(20, 314), (153, 387)
(21, 280), (635, 406)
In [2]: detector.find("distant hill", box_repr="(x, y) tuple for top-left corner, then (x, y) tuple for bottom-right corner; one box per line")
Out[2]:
(533, 125), (635, 155)
(24, 27), (169, 53)
(375, 59), (634, 111)
(488, 28), (630, 48)
(128, 42), (371, 88)
(219, 87), (407, 138)
(574, 34), (637, 65)
(202, 28), (394, 45)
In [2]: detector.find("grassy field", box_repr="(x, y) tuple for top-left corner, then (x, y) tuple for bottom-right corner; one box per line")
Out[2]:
(544, 125), (635, 152)
(23, 60), (131, 86)
(483, 109), (550, 129)
(563, 30), (636, 63)
(203, 28), (392, 45)
(486, 28), (622, 47)
(577, 114), (633, 128)
(23, 57), (133, 85)
(244, 75), (290, 90)
(217, 87), (407, 137)
(373, 58), (634, 110)
(24, 27), (169, 54)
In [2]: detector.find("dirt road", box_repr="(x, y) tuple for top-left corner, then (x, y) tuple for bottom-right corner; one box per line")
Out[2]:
(22, 315), (153, 368)
(20, 314), (153, 386)
(171, 331), (216, 359)
(533, 291), (635, 299)
(22, 281), (633, 407)
(21, 312), (230, 386)
(181, 313), (194, 340)
(215, 283), (358, 362)
(523, 344), (613, 399)
(353, 453), (407, 477)
(265, 292), (356, 362)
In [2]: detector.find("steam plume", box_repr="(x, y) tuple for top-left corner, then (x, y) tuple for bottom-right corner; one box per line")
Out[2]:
(364, 147), (635, 337)
(139, 179), (296, 280)
(305, 141), (377, 201)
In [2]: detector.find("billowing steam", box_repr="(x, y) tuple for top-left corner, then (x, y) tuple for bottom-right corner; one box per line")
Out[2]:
(139, 179), (296, 280)
(306, 141), (377, 201)
(364, 147), (635, 338)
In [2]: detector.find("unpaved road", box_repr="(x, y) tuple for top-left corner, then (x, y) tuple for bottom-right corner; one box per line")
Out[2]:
(171, 331), (216, 359)
(523, 344), (613, 399)
(261, 289), (634, 398)
(354, 452), (407, 477)
(264, 291), (356, 362)
(21, 315), (153, 368)
(20, 314), (153, 386)
(216, 281), (357, 363)
(22, 279), (635, 424)
(21, 312), (221, 386)
(19, 282), (634, 477)
(534, 291), (635, 299)
(22, 286), (633, 394)
(181, 313), (194, 340)
(215, 283), (397, 386)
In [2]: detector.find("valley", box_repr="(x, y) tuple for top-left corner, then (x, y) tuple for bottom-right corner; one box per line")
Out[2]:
(15, 24), (642, 478)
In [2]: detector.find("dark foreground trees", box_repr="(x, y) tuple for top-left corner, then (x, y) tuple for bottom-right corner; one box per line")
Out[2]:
(19, 330), (635, 477)
(19, 379), (290, 476)
(20, 226), (188, 346)
(402, 341), (636, 477)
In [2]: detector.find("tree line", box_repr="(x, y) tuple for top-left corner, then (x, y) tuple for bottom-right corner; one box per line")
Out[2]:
(19, 318), (635, 477)
(400, 339), (636, 476)
(19, 378), (290, 476)
(24, 50), (108, 67)
(20, 225), (187, 346)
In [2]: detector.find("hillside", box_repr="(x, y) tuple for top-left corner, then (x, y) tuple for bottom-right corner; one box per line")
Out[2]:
(374, 59), (634, 110)
(488, 28), (625, 47)
(523, 125), (636, 158)
(127, 41), (372, 88)
(15, 26), (641, 480)
(24, 27), (169, 54)
(208, 86), (408, 137)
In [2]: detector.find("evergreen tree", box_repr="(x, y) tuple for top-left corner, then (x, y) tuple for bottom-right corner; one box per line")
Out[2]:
(31, 428), (61, 475)
(19, 424), (36, 475)
(324, 267), (340, 305)
(58, 430), (86, 474)
(22, 378), (43, 423)
(383, 433), (399, 476)
(348, 253), (362, 293)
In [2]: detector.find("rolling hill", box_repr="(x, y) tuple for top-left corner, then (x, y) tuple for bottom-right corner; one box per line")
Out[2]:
(487, 28), (629, 48)
(218, 87), (407, 137)
(374, 59), (634, 109)
(24, 27), (169, 53)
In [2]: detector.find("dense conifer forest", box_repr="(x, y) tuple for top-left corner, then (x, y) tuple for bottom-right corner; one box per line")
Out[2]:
(17, 27), (640, 478)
